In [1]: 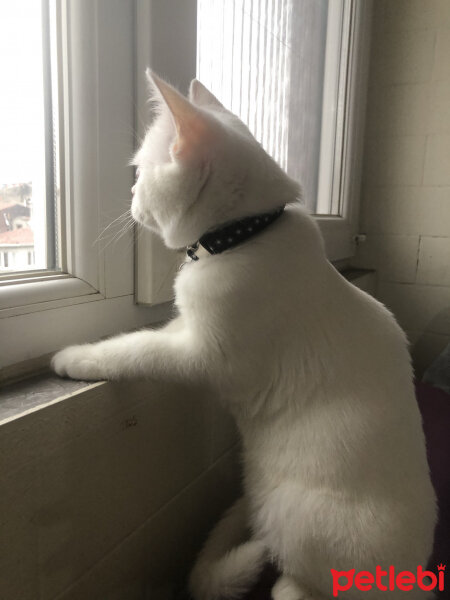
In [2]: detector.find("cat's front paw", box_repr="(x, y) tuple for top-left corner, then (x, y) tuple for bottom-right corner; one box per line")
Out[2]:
(51, 344), (106, 381)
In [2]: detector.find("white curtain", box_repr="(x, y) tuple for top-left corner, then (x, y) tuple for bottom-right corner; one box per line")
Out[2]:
(197, 0), (329, 213)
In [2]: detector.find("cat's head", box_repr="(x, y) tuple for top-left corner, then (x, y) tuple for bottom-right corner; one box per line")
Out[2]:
(131, 70), (300, 249)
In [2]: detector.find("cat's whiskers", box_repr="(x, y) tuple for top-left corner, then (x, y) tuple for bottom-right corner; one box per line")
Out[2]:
(94, 206), (136, 252)
(101, 216), (135, 251)
(94, 208), (132, 243)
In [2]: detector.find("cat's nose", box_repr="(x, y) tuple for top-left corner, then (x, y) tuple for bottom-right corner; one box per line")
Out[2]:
(131, 184), (136, 195)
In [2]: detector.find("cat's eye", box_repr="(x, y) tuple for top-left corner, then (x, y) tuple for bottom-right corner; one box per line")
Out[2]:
(0, 0), (61, 276)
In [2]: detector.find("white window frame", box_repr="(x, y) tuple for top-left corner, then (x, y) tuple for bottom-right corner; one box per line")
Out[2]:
(315, 0), (372, 260)
(134, 0), (373, 305)
(0, 0), (171, 371)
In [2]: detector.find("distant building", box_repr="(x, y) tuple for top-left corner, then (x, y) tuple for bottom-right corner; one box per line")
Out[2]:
(0, 202), (31, 233)
(0, 183), (34, 271)
(0, 228), (35, 271)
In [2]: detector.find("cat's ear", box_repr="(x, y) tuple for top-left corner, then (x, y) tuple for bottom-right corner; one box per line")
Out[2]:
(189, 79), (224, 109)
(146, 69), (212, 162)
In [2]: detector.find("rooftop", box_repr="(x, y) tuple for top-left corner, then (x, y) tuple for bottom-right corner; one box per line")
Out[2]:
(0, 228), (34, 245)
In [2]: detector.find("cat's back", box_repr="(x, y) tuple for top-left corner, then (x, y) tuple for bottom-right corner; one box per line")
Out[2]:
(177, 203), (410, 377)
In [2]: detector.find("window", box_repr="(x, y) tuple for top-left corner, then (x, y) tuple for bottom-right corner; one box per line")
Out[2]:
(197, 0), (330, 215)
(0, 0), (60, 275)
(0, 0), (371, 372)
(135, 0), (372, 305)
(0, 1), (170, 371)
(196, 0), (369, 222)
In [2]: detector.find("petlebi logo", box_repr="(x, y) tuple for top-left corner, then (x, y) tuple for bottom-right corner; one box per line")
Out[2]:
(331, 564), (445, 597)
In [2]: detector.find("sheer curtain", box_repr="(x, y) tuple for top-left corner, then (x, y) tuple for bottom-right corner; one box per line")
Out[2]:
(197, 0), (329, 213)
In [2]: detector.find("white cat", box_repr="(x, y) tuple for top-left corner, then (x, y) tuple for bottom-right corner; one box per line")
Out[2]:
(52, 72), (436, 600)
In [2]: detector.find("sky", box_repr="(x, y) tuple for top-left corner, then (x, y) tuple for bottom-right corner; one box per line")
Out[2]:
(0, 0), (46, 184)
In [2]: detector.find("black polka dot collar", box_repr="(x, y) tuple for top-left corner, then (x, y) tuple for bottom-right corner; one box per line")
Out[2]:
(186, 205), (285, 261)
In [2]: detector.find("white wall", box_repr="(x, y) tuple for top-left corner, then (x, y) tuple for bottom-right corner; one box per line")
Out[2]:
(353, 0), (450, 376)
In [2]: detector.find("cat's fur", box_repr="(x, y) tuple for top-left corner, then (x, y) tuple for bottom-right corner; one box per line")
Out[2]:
(52, 72), (436, 600)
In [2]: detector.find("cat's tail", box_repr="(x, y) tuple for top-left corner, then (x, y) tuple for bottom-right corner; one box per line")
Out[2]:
(189, 539), (267, 600)
(189, 497), (267, 600)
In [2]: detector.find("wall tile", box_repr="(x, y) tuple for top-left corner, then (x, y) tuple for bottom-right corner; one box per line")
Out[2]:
(432, 28), (450, 81)
(346, 270), (377, 296)
(352, 234), (420, 283)
(371, 29), (436, 86)
(378, 282), (450, 335)
(424, 134), (450, 185)
(417, 236), (450, 285)
(35, 384), (210, 599)
(427, 80), (450, 134)
(360, 186), (450, 236)
(363, 136), (426, 186)
(411, 330), (450, 378)
(357, 2), (450, 376)
(436, 1), (450, 28)
(0, 379), (240, 600)
(373, 0), (439, 34)
(0, 464), (39, 600)
(56, 449), (241, 600)
(366, 84), (429, 138)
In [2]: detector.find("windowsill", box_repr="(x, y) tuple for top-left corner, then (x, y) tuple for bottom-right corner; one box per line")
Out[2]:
(0, 373), (103, 426)
(0, 274), (98, 317)
(0, 268), (377, 428)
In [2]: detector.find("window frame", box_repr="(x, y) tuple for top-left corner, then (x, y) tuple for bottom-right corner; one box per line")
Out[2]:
(315, 0), (373, 260)
(134, 0), (373, 306)
(0, 0), (372, 371)
(0, 0), (171, 371)
(134, 0), (198, 307)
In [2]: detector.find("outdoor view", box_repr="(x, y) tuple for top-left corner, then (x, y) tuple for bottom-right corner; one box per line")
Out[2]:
(0, 0), (50, 273)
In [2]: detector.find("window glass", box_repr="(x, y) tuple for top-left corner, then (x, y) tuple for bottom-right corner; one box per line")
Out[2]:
(0, 0), (60, 274)
(197, 0), (339, 215)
